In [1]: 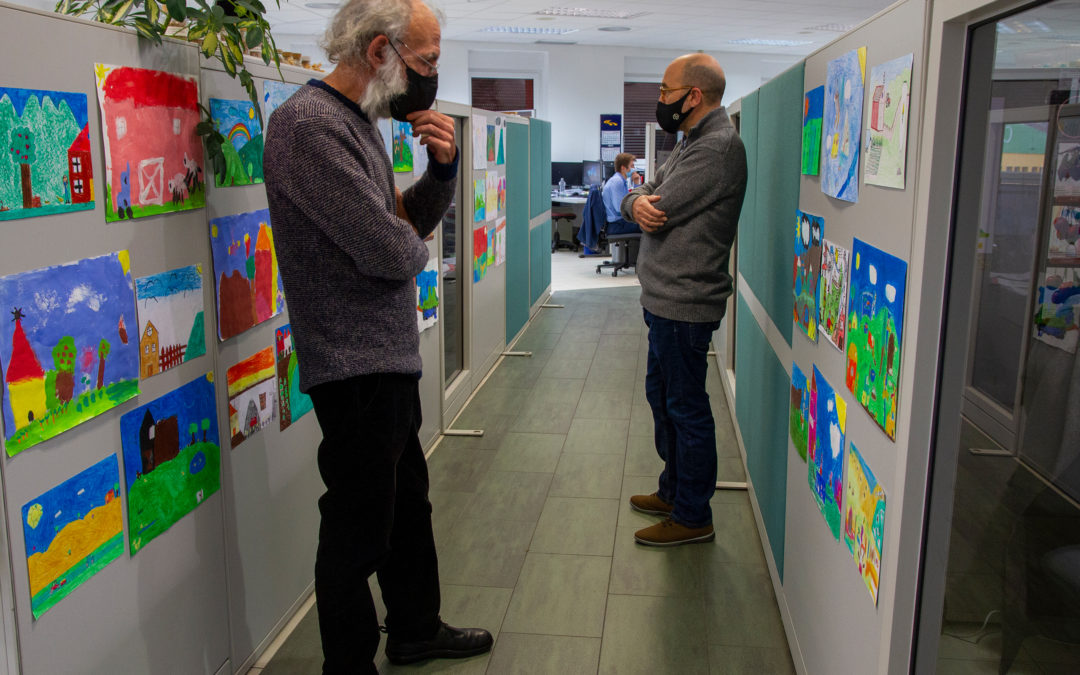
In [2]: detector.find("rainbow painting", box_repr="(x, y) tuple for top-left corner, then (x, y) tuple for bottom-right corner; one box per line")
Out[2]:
(209, 98), (264, 187)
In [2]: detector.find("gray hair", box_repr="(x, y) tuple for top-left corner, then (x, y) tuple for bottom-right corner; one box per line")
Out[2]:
(322, 0), (414, 68)
(685, 63), (726, 105)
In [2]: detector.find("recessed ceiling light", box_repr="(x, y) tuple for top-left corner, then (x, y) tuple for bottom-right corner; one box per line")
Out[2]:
(482, 26), (579, 35)
(598, 26), (631, 32)
(727, 38), (813, 47)
(537, 7), (648, 19)
(305, 2), (340, 8)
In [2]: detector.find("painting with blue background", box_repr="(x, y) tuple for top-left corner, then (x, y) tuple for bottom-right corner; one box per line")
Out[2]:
(22, 454), (119, 558)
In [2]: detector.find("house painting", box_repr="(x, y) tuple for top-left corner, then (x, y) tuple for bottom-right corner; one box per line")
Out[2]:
(226, 346), (276, 448)
(870, 85), (886, 132)
(140, 320), (160, 379)
(4, 308), (47, 430)
(67, 126), (93, 205)
(94, 64), (205, 221)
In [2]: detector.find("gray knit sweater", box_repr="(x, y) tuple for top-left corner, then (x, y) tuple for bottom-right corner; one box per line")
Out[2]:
(622, 107), (747, 323)
(263, 80), (457, 392)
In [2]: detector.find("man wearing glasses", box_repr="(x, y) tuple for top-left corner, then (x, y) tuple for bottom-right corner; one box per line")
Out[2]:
(623, 54), (748, 547)
(263, 1), (492, 673)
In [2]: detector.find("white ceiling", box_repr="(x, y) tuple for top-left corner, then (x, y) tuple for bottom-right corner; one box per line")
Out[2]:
(265, 0), (898, 57)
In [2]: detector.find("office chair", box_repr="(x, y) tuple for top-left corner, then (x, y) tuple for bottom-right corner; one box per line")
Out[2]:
(596, 228), (641, 277)
(551, 211), (578, 252)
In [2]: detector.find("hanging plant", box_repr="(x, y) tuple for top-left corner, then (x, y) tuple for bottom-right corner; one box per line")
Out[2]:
(55, 0), (283, 174)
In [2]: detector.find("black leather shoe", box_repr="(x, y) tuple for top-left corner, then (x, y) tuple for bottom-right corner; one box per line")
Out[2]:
(385, 621), (494, 665)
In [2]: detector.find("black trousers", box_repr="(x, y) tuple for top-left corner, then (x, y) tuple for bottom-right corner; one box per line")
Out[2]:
(308, 373), (441, 675)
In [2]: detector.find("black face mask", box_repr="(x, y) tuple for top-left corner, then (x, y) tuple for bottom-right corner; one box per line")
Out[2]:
(389, 63), (439, 122)
(655, 89), (694, 134)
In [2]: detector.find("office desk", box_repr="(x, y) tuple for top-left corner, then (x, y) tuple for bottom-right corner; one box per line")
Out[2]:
(551, 195), (588, 245)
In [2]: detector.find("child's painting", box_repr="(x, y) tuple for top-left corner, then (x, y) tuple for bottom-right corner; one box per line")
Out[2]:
(496, 118), (505, 165)
(473, 225), (490, 283)
(819, 239), (851, 352)
(473, 178), (485, 222)
(789, 363), (809, 462)
(843, 442), (886, 605)
(22, 454), (122, 618)
(261, 80), (302, 127)
(392, 120), (414, 173)
(486, 171), (498, 222)
(227, 346), (276, 449)
(1055, 142), (1080, 197)
(809, 365), (846, 540)
(94, 64), (204, 221)
(846, 238), (907, 440)
(0, 87), (95, 220)
(209, 98), (264, 187)
(416, 259), (439, 333)
(821, 47), (865, 203)
(1034, 267), (1079, 353)
(497, 176), (506, 213)
(487, 124), (496, 164)
(471, 113), (487, 170)
(863, 54), (913, 190)
(495, 216), (506, 266)
(802, 85), (824, 176)
(135, 265), (206, 379)
(0, 251), (139, 456)
(1050, 206), (1080, 262)
(275, 324), (313, 431)
(209, 209), (285, 341)
(793, 210), (824, 341)
(120, 373), (220, 554)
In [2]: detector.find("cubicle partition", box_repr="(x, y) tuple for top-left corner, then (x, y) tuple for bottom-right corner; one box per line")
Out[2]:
(528, 118), (553, 311)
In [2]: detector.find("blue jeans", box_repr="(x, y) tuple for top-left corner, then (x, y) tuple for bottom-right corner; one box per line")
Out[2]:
(643, 309), (721, 528)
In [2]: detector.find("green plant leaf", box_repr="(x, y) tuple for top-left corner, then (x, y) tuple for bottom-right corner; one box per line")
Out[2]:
(245, 24), (262, 48)
(211, 4), (224, 20)
(145, 0), (159, 25)
(106, 0), (135, 23)
(165, 0), (186, 21)
(55, 0), (71, 14)
(133, 17), (164, 44)
(228, 39), (243, 62)
(201, 31), (218, 57)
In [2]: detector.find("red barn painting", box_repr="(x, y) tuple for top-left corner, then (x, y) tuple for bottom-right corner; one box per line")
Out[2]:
(94, 64), (205, 222)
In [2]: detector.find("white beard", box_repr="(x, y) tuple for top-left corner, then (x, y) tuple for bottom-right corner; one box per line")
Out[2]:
(361, 49), (407, 120)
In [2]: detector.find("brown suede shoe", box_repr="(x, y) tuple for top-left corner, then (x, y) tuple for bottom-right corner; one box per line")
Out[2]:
(634, 518), (715, 546)
(629, 493), (674, 516)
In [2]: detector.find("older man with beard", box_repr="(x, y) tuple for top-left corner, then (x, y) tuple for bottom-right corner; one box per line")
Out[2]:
(263, 1), (492, 672)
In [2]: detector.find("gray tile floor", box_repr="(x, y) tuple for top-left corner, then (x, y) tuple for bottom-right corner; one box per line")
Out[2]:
(259, 287), (794, 675)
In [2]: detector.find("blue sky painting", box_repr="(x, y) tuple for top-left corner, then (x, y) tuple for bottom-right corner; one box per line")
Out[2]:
(821, 47), (866, 203)
(262, 80), (302, 123)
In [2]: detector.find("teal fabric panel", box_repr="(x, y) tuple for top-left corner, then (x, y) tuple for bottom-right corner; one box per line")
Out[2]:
(530, 226), (544, 305)
(529, 119), (552, 219)
(737, 91), (759, 320)
(741, 64), (804, 346)
(506, 123), (530, 343)
(734, 292), (789, 580)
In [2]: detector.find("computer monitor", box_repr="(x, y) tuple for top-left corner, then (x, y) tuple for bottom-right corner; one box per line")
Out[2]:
(582, 160), (603, 188)
(551, 161), (583, 187)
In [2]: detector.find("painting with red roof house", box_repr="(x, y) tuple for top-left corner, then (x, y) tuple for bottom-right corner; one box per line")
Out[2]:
(0, 87), (95, 220)
(94, 64), (205, 222)
(208, 208), (285, 340)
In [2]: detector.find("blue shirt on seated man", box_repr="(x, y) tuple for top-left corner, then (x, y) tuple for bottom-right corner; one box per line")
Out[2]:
(602, 152), (641, 235)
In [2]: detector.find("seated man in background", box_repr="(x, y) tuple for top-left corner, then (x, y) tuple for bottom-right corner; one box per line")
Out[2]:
(602, 152), (642, 235)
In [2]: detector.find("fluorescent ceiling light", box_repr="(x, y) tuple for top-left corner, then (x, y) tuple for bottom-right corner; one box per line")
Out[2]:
(537, 7), (648, 19)
(482, 26), (579, 35)
(727, 38), (813, 47)
(598, 26), (632, 32)
(804, 23), (853, 33)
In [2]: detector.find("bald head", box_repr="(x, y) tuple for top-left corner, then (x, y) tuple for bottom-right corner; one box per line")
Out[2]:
(670, 54), (727, 106)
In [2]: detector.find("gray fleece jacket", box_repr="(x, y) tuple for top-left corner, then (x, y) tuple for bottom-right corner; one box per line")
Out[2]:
(622, 106), (747, 323)
(263, 80), (458, 392)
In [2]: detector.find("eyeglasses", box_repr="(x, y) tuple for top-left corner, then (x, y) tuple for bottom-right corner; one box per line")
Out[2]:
(659, 84), (693, 97)
(390, 38), (439, 76)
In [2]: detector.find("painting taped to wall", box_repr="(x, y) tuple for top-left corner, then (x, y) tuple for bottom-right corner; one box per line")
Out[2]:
(261, 80), (302, 128)
(0, 251), (139, 456)
(472, 114), (486, 170)
(1034, 267), (1079, 353)
(473, 226), (491, 283)
(843, 442), (886, 605)
(209, 98), (264, 187)
(790, 363), (809, 462)
(22, 454), (122, 619)
(275, 324), (313, 431)
(793, 210), (824, 341)
(392, 120), (414, 173)
(120, 373), (220, 554)
(495, 216), (506, 266)
(0, 86), (95, 220)
(802, 86), (824, 176)
(473, 178), (485, 222)
(863, 53), (913, 189)
(496, 118), (505, 165)
(486, 171), (498, 222)
(94, 64), (204, 221)
(227, 346), (276, 449)
(135, 264), (205, 379)
(846, 238), (907, 440)
(821, 47), (865, 203)
(809, 365), (846, 540)
(416, 259), (439, 333)
(209, 208), (285, 341)
(819, 239), (851, 352)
